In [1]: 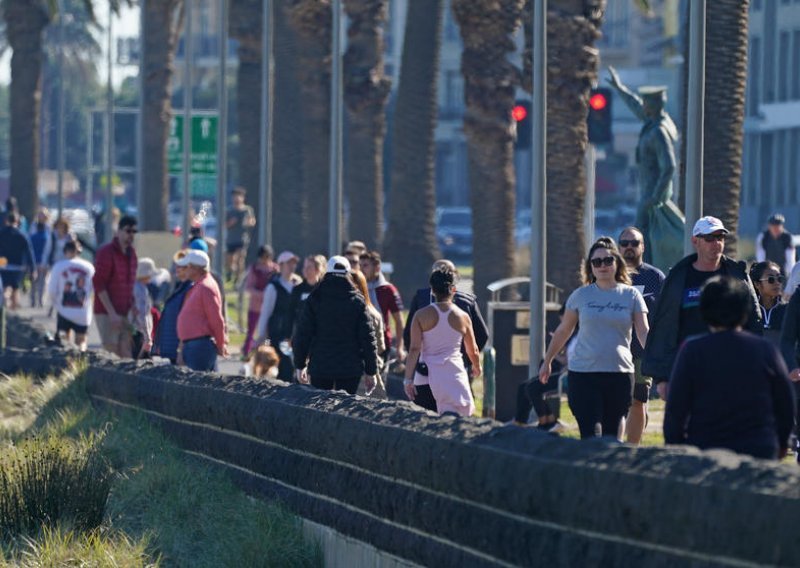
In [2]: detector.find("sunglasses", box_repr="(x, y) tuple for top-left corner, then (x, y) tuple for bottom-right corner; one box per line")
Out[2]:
(759, 275), (785, 285)
(590, 256), (616, 268)
(699, 233), (725, 242)
(618, 239), (641, 248)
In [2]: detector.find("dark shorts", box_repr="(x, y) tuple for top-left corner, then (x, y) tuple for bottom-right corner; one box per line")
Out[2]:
(226, 242), (246, 254)
(57, 313), (88, 335)
(633, 383), (650, 404)
(0, 271), (22, 290)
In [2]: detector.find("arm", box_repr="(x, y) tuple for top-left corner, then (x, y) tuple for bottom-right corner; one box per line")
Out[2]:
(255, 284), (277, 341)
(767, 344), (796, 453)
(391, 310), (405, 355)
(755, 233), (766, 262)
(358, 307), (379, 377)
(663, 345), (693, 445)
(607, 66), (647, 121)
(633, 310), (649, 350)
(203, 287), (228, 355)
(469, 301), (489, 351)
(785, 246), (796, 277)
(292, 296), (316, 371)
(538, 309), (579, 383)
(462, 317), (482, 377)
(403, 292), (420, 348)
(785, 264), (800, 301)
(404, 313), (423, 399)
(743, 271), (763, 334)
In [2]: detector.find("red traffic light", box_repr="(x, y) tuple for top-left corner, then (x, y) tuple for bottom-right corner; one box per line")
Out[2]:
(589, 93), (608, 111)
(511, 104), (528, 122)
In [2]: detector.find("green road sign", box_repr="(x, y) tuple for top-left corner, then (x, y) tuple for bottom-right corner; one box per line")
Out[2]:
(167, 114), (218, 175)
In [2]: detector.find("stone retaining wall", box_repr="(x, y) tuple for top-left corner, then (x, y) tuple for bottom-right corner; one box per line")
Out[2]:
(3, 315), (800, 566)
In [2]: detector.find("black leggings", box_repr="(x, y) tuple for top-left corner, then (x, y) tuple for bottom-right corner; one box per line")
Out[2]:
(310, 375), (361, 395)
(515, 379), (558, 423)
(567, 371), (633, 439)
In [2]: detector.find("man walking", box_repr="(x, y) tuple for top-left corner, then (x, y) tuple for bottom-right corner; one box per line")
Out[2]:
(0, 212), (35, 310)
(643, 216), (760, 400)
(756, 213), (794, 276)
(48, 240), (94, 351)
(404, 259), (488, 412)
(93, 215), (138, 357)
(225, 187), (256, 282)
(360, 251), (405, 364)
(618, 227), (665, 444)
(176, 250), (228, 371)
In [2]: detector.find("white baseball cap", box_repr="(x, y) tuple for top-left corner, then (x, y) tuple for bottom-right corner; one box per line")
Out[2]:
(176, 249), (210, 268)
(276, 251), (299, 264)
(692, 216), (729, 237)
(327, 255), (351, 274)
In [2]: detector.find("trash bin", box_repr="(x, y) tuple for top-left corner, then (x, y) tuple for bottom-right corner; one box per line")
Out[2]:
(484, 277), (562, 422)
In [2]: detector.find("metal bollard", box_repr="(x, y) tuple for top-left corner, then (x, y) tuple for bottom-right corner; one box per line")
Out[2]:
(482, 345), (496, 419)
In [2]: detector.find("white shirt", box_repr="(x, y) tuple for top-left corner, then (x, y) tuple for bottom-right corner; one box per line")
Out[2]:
(48, 257), (95, 326)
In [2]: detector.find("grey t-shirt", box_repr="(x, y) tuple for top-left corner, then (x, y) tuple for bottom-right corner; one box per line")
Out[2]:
(565, 283), (647, 373)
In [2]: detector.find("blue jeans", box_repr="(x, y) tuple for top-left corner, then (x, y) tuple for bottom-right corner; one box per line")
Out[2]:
(182, 337), (217, 371)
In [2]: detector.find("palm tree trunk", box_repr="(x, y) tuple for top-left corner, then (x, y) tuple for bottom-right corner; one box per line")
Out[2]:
(140, 0), (183, 231)
(680, 0), (749, 255)
(286, 0), (332, 255)
(383, 0), (443, 303)
(523, 0), (605, 295)
(452, 0), (524, 308)
(5, 1), (50, 221)
(343, 0), (391, 250)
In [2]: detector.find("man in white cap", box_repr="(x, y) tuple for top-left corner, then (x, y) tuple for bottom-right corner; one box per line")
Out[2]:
(176, 249), (228, 371)
(643, 216), (761, 399)
(255, 250), (302, 379)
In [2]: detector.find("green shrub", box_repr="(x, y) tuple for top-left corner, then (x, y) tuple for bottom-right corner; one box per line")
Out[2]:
(0, 434), (112, 539)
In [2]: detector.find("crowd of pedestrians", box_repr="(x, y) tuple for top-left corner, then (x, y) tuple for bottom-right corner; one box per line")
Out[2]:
(5, 194), (800, 462)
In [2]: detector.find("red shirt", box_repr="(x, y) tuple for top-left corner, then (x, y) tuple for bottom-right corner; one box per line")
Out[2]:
(177, 272), (227, 351)
(375, 282), (403, 349)
(92, 238), (137, 316)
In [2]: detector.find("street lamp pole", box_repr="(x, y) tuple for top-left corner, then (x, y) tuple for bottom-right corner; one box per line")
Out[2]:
(328, 0), (343, 257)
(57, 0), (66, 220)
(258, 0), (273, 248)
(684, 0), (706, 253)
(528, 0), (547, 381)
(105, 3), (115, 243)
(182, 0), (193, 241)
(216, 0), (229, 278)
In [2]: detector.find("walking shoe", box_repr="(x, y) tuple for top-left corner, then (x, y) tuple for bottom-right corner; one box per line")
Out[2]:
(548, 420), (566, 433)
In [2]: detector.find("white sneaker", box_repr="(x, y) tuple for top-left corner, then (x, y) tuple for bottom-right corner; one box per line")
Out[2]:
(548, 421), (566, 433)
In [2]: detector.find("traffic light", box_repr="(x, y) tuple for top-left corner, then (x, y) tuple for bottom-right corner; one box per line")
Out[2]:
(587, 87), (613, 145)
(512, 100), (531, 149)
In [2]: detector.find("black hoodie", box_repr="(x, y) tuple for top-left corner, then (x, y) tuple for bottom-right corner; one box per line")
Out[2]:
(292, 273), (378, 380)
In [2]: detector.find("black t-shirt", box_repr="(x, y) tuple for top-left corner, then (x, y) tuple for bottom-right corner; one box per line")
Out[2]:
(678, 265), (722, 342)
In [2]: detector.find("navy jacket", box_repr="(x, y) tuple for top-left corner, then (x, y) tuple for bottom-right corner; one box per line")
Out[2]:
(153, 280), (193, 363)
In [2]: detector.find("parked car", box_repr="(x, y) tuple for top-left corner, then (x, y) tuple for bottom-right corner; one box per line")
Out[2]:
(436, 206), (473, 260)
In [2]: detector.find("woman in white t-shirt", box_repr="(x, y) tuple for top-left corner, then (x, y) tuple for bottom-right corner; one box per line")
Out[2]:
(539, 238), (649, 439)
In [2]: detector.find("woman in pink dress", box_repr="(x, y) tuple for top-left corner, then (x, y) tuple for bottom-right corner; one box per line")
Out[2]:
(404, 267), (481, 416)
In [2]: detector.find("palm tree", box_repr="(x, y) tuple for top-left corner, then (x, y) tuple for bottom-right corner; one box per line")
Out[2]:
(140, 0), (183, 230)
(382, 0), (443, 303)
(522, 0), (605, 295)
(451, 0), (523, 307)
(680, 0), (749, 256)
(3, 0), (128, 222)
(342, 0), (391, 250)
(285, 0), (331, 254)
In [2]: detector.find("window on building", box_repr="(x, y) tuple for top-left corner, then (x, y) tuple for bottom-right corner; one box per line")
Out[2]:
(793, 31), (800, 99)
(779, 32), (789, 101)
(748, 37), (761, 116)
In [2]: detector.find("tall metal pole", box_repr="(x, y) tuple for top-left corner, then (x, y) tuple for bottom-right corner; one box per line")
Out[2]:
(86, 113), (93, 210)
(684, 0), (706, 254)
(584, 144), (596, 252)
(182, 0), (193, 242)
(56, 0), (66, 220)
(105, 5), (115, 243)
(216, 0), (229, 277)
(528, 0), (547, 381)
(328, 0), (343, 257)
(258, 0), (273, 247)
(137, 0), (145, 228)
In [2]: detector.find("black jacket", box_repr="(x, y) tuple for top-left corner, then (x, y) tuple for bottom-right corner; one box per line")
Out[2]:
(292, 273), (378, 379)
(642, 253), (761, 382)
(780, 292), (800, 370)
(403, 287), (489, 365)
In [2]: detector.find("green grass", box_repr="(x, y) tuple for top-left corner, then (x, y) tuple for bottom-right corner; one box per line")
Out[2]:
(0, 369), (321, 567)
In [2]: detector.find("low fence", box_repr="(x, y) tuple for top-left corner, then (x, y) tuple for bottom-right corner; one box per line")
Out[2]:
(3, 316), (800, 567)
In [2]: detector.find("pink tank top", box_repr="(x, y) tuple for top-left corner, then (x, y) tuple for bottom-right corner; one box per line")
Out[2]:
(421, 304), (463, 365)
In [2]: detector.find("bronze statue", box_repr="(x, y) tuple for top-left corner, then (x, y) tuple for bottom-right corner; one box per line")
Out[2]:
(607, 67), (684, 270)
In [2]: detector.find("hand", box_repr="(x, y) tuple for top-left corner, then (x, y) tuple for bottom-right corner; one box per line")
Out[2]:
(656, 382), (669, 400)
(219, 345), (229, 358)
(403, 379), (416, 401)
(607, 66), (622, 89)
(790, 368), (800, 382)
(140, 341), (152, 358)
(396, 346), (407, 362)
(364, 374), (377, 394)
(295, 368), (309, 384)
(538, 360), (551, 384)
(471, 365), (482, 379)
(109, 312), (124, 329)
